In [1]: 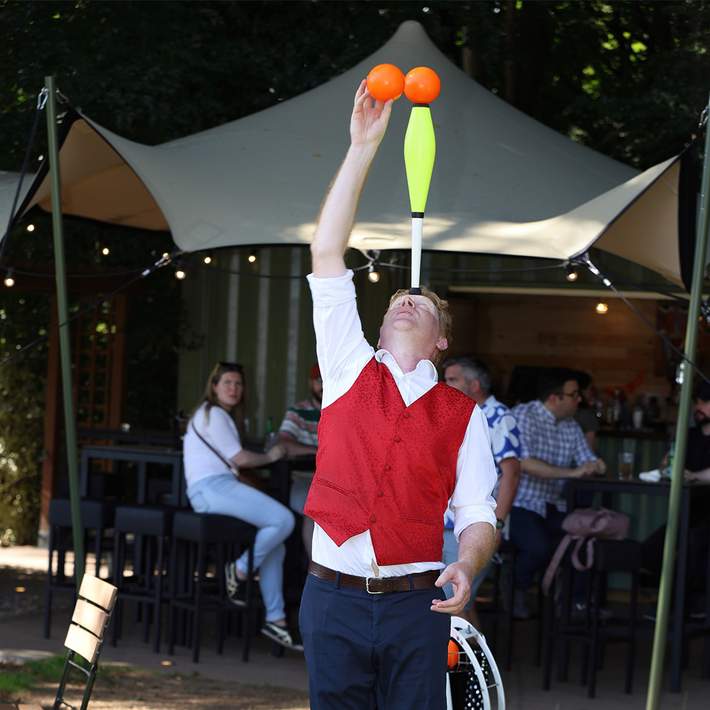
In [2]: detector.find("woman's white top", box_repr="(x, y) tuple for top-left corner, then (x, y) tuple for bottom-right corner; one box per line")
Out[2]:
(183, 403), (242, 488)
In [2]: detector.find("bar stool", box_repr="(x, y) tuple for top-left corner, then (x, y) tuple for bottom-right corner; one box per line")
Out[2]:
(167, 510), (257, 663)
(111, 505), (174, 652)
(44, 498), (115, 638)
(542, 538), (641, 698)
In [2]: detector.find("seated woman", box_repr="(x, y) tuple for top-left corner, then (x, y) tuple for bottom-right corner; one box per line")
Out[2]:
(183, 362), (299, 650)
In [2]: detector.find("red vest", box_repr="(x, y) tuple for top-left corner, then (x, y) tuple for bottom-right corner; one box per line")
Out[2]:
(304, 357), (475, 566)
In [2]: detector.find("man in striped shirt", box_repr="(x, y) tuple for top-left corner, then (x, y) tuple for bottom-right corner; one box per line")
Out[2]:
(277, 364), (322, 556)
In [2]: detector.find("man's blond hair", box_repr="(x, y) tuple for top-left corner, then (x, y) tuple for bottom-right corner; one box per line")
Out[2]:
(387, 287), (452, 364)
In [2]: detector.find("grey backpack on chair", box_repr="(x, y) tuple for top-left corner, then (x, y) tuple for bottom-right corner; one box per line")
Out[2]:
(542, 508), (630, 595)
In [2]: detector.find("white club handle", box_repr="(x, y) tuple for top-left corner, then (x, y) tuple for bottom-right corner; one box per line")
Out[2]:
(410, 217), (423, 291)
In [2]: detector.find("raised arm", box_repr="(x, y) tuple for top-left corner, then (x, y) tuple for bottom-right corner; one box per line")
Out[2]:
(311, 80), (393, 277)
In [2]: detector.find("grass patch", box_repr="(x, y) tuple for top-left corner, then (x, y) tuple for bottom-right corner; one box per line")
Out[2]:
(0, 655), (66, 697)
(0, 654), (123, 700)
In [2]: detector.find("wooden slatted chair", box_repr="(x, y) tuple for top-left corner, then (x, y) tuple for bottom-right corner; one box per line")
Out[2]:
(53, 575), (117, 710)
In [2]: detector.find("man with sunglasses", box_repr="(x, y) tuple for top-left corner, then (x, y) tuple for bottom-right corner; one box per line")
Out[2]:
(509, 368), (606, 619)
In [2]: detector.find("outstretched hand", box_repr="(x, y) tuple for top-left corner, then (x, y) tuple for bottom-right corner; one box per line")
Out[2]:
(350, 79), (393, 148)
(431, 561), (474, 616)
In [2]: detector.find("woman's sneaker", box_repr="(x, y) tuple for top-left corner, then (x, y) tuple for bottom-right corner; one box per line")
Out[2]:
(261, 621), (304, 652)
(224, 562), (246, 607)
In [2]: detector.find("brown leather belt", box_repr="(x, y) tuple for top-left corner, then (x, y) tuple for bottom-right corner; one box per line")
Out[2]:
(308, 560), (439, 594)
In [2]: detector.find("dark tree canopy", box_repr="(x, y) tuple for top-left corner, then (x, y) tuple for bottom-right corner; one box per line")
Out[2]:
(2, 1), (709, 170)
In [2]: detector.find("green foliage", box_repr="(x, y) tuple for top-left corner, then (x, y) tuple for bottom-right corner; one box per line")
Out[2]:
(0, 290), (48, 544)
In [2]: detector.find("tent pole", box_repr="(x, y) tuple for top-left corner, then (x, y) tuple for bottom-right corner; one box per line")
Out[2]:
(646, 95), (710, 710)
(45, 76), (84, 586)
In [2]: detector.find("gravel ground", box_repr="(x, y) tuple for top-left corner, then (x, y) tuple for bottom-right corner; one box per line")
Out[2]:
(0, 566), (309, 709)
(4, 664), (310, 709)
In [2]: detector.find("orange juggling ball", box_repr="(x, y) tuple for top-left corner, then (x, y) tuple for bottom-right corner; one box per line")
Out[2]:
(404, 66), (441, 104)
(447, 639), (460, 670)
(366, 64), (405, 102)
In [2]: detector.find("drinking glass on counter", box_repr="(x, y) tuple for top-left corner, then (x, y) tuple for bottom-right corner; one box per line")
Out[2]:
(618, 451), (635, 480)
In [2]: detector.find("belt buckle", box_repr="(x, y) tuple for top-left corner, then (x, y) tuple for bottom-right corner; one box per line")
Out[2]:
(365, 577), (384, 594)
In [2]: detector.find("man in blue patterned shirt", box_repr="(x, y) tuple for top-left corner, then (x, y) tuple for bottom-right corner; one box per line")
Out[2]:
(510, 368), (606, 618)
(442, 357), (522, 626)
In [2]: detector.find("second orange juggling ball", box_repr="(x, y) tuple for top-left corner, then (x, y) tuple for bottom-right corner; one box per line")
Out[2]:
(404, 66), (441, 104)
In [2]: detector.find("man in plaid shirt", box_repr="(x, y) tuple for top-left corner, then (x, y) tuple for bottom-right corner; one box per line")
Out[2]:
(510, 368), (606, 618)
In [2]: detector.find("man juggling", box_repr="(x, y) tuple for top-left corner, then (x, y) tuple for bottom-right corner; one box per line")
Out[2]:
(298, 77), (498, 709)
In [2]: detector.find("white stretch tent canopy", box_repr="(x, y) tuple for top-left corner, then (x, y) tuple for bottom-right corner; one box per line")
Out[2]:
(0, 171), (34, 234)
(2, 21), (685, 285)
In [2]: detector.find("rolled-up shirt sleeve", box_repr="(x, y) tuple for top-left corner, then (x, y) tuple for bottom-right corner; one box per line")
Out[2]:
(573, 423), (597, 466)
(450, 405), (498, 540)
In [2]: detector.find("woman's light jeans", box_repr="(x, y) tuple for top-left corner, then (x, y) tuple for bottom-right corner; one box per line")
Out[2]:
(187, 473), (295, 622)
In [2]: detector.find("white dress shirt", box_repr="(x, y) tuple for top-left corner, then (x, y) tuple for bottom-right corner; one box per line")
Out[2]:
(308, 270), (497, 577)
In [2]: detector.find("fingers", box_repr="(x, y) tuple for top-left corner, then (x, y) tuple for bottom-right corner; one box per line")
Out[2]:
(431, 588), (469, 615)
(434, 568), (452, 588)
(432, 567), (470, 614)
(354, 79), (367, 103)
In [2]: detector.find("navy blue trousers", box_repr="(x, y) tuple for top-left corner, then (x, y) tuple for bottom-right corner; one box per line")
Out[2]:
(299, 574), (450, 709)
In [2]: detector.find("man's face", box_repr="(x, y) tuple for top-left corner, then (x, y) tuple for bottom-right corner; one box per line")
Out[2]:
(444, 364), (476, 399)
(694, 398), (710, 426)
(310, 377), (323, 405)
(379, 293), (447, 356)
(552, 379), (581, 419)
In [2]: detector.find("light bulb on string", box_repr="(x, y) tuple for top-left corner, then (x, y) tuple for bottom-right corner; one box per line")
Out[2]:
(175, 267), (187, 280)
(4, 270), (15, 288)
(203, 255), (212, 265)
(248, 252), (257, 264)
(26, 223), (35, 233)
(595, 302), (609, 315)
(367, 265), (380, 283)
(565, 264), (578, 282)
(101, 246), (110, 256)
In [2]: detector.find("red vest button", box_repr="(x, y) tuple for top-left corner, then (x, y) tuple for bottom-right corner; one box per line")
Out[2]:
(377, 490), (384, 497)
(393, 435), (402, 443)
(370, 514), (377, 523)
(402, 411), (411, 419)
(384, 464), (392, 471)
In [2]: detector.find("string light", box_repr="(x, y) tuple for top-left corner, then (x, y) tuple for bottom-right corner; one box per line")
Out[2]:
(565, 264), (578, 282)
(596, 302), (609, 315)
(4, 270), (15, 288)
(175, 268), (186, 280)
(203, 255), (212, 265)
(364, 249), (381, 284)
(26, 223), (35, 233)
(101, 246), (110, 256)
(248, 252), (257, 264)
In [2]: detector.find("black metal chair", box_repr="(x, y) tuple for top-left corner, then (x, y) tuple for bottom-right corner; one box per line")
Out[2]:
(542, 538), (641, 698)
(111, 505), (174, 652)
(44, 498), (115, 638)
(167, 510), (257, 663)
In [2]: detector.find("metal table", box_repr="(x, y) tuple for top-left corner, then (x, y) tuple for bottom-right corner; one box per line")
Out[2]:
(565, 475), (704, 692)
(79, 444), (184, 506)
